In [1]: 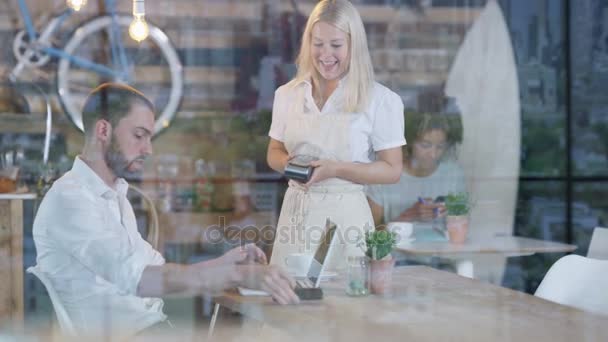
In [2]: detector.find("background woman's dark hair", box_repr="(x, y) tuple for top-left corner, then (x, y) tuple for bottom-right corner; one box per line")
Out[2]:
(81, 83), (155, 136)
(403, 110), (463, 157)
(402, 84), (463, 158)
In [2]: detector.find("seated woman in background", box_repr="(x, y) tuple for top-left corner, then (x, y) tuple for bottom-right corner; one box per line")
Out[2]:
(367, 108), (465, 228)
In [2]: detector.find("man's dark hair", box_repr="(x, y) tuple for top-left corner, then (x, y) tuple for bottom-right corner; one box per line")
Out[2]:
(81, 83), (155, 136)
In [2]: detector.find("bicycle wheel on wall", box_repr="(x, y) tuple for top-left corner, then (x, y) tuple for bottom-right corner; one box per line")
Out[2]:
(57, 15), (183, 136)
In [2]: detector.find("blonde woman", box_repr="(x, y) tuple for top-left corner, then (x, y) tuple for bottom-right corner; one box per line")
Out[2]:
(267, 0), (405, 271)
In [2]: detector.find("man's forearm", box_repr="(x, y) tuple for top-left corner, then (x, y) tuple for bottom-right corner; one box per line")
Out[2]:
(137, 262), (241, 297)
(137, 263), (190, 297)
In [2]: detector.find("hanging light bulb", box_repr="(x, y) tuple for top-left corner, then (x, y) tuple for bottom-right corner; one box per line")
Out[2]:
(129, 15), (149, 42)
(129, 0), (149, 42)
(66, 0), (87, 11)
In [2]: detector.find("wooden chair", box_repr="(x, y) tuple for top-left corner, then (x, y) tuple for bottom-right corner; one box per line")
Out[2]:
(128, 184), (159, 249)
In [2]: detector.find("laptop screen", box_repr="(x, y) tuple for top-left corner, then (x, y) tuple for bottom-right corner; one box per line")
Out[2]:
(307, 219), (337, 283)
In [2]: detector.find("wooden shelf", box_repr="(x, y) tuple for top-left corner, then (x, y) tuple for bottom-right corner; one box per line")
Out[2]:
(0, 193), (37, 200)
(0, 113), (47, 134)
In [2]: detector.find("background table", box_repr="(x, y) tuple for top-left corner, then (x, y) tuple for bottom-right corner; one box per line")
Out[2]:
(394, 236), (577, 278)
(213, 266), (608, 341)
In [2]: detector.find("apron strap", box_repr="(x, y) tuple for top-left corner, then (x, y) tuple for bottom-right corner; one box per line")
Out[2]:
(287, 183), (310, 253)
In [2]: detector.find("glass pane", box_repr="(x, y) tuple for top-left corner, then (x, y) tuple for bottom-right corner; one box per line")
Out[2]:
(500, 0), (567, 177)
(504, 181), (566, 293)
(572, 182), (608, 256)
(8, 0), (608, 339)
(571, 1), (608, 176)
(514, 181), (567, 241)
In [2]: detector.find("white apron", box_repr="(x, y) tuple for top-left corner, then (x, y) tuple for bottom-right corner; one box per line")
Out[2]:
(270, 88), (373, 272)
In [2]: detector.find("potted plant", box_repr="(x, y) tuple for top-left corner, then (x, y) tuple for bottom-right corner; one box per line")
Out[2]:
(363, 230), (397, 294)
(445, 192), (471, 244)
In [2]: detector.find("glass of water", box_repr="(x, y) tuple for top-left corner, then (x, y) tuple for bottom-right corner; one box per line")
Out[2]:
(346, 256), (370, 297)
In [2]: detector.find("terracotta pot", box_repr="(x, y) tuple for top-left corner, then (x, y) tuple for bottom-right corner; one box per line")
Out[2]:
(369, 257), (395, 294)
(446, 215), (469, 244)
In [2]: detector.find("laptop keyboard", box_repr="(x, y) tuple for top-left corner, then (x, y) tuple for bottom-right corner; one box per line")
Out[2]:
(296, 278), (315, 289)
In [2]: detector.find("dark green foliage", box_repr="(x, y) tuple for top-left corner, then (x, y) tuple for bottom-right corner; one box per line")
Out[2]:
(445, 192), (470, 216)
(364, 230), (397, 260)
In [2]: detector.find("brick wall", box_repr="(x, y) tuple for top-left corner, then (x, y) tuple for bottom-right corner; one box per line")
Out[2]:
(0, 0), (480, 159)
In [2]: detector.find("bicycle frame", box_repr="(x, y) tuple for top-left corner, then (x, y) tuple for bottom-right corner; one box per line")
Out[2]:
(14, 0), (130, 80)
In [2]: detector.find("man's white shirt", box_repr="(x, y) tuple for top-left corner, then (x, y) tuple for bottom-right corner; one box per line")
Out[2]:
(33, 157), (166, 338)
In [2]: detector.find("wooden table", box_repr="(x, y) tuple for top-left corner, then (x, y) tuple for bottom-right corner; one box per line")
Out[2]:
(394, 236), (577, 278)
(0, 193), (36, 330)
(213, 266), (608, 341)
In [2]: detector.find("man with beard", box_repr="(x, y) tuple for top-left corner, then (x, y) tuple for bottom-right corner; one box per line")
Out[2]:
(32, 83), (299, 339)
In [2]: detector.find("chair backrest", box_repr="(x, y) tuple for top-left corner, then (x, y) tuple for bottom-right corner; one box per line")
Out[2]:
(588, 227), (608, 260)
(128, 184), (159, 249)
(27, 266), (76, 335)
(534, 255), (608, 316)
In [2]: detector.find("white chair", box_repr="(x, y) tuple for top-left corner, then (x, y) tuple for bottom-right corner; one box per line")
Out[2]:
(588, 227), (608, 260)
(27, 266), (76, 336)
(534, 255), (608, 316)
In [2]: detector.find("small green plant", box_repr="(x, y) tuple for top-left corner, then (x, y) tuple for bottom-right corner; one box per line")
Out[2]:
(445, 192), (470, 216)
(363, 230), (397, 260)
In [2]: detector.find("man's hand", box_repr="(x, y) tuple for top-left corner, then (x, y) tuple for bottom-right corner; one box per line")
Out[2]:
(216, 244), (268, 265)
(238, 264), (300, 305)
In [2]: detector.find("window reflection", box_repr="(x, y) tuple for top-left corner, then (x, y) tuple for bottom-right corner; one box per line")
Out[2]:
(572, 1), (608, 176)
(573, 183), (608, 255)
(508, 181), (566, 293)
(0, 0), (607, 339)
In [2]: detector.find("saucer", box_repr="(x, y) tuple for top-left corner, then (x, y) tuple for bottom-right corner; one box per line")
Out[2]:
(237, 287), (269, 296)
(320, 271), (338, 280)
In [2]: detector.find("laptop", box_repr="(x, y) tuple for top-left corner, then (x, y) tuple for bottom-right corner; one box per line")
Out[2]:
(294, 218), (338, 297)
(237, 218), (337, 299)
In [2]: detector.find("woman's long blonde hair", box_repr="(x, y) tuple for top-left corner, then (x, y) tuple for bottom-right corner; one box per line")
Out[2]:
(292, 0), (375, 113)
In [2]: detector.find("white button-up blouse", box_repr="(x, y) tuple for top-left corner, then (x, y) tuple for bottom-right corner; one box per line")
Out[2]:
(268, 78), (407, 163)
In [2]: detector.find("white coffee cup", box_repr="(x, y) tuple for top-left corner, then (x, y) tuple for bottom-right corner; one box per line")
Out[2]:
(284, 253), (312, 276)
(387, 221), (414, 244)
